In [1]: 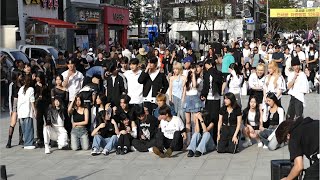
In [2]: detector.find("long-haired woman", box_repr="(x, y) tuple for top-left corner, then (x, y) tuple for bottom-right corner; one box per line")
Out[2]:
(116, 113), (137, 155)
(182, 64), (203, 145)
(217, 92), (242, 154)
(68, 95), (89, 151)
(6, 71), (24, 148)
(242, 95), (263, 148)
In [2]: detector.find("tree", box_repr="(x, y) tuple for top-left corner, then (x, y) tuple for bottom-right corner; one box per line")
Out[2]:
(129, 0), (143, 37)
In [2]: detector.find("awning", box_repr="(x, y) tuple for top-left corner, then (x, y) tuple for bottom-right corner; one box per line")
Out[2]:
(31, 17), (77, 29)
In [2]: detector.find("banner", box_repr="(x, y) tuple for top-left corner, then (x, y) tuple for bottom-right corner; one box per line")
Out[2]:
(270, 8), (320, 18)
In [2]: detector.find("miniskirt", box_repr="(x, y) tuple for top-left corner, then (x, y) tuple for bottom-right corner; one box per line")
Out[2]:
(183, 95), (203, 113)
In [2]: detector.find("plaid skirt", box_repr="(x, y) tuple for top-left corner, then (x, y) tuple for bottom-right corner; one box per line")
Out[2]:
(183, 95), (203, 113)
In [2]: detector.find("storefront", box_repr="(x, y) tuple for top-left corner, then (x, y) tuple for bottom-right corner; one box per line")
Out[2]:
(22, 0), (75, 48)
(74, 8), (104, 50)
(104, 6), (129, 50)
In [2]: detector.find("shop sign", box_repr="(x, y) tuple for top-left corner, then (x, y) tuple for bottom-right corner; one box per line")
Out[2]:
(25, 0), (58, 9)
(79, 10), (101, 22)
(113, 13), (124, 21)
(270, 8), (320, 17)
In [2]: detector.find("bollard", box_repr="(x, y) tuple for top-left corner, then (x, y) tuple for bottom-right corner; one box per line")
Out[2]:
(0, 165), (7, 180)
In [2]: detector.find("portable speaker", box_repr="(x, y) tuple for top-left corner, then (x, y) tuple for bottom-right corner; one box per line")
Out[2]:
(271, 159), (298, 180)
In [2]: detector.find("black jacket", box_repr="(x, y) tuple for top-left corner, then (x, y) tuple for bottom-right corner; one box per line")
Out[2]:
(46, 106), (68, 126)
(106, 74), (125, 106)
(138, 70), (169, 98)
(201, 67), (223, 97)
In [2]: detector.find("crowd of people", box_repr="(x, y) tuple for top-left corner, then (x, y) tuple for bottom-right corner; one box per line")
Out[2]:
(0, 37), (318, 166)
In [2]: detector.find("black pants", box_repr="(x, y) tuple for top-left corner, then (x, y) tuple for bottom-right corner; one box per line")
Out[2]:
(84, 102), (93, 142)
(36, 103), (47, 142)
(132, 138), (156, 152)
(217, 126), (238, 154)
(143, 102), (158, 116)
(155, 131), (183, 151)
(118, 134), (132, 148)
(287, 96), (304, 119)
(304, 161), (319, 180)
(204, 99), (220, 144)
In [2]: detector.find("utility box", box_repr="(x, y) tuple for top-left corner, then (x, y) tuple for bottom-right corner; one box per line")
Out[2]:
(0, 25), (18, 48)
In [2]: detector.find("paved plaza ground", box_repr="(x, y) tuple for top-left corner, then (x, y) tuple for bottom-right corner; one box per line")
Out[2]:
(0, 94), (319, 180)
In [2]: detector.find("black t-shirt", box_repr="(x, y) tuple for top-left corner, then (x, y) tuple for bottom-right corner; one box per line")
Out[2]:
(219, 106), (242, 126)
(198, 114), (214, 134)
(74, 57), (87, 74)
(98, 121), (116, 138)
(94, 59), (107, 67)
(289, 117), (319, 161)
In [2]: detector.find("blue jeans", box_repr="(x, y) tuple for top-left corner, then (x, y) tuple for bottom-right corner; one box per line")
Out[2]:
(187, 132), (216, 154)
(92, 135), (118, 152)
(259, 128), (284, 151)
(20, 117), (34, 146)
(71, 127), (89, 150)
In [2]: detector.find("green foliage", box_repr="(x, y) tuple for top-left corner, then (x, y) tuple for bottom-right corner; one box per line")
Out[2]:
(129, 0), (143, 25)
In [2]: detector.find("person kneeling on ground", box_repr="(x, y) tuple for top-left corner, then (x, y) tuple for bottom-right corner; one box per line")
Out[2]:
(153, 105), (186, 158)
(279, 117), (319, 180)
(116, 113), (137, 155)
(43, 97), (69, 154)
(187, 111), (215, 157)
(132, 107), (158, 152)
(91, 109), (119, 156)
(217, 92), (242, 154)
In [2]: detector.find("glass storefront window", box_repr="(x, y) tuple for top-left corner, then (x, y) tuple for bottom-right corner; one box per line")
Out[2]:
(34, 23), (48, 34)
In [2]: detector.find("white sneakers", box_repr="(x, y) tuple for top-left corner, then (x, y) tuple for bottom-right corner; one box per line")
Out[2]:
(263, 145), (268, 149)
(257, 142), (263, 148)
(24, 146), (36, 150)
(45, 144), (51, 154)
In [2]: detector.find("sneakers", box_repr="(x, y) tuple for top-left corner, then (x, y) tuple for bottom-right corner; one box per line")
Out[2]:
(153, 147), (165, 158)
(101, 149), (109, 156)
(257, 142), (263, 148)
(121, 146), (128, 155)
(194, 151), (202, 157)
(164, 148), (172, 158)
(91, 148), (101, 156)
(45, 146), (51, 154)
(116, 146), (121, 155)
(263, 145), (268, 149)
(187, 150), (194, 157)
(242, 139), (253, 148)
(24, 146), (36, 150)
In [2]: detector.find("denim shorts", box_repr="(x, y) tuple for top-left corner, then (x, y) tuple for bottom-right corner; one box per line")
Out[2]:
(183, 95), (203, 113)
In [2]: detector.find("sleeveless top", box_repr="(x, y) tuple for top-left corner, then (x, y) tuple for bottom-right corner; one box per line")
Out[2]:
(267, 110), (280, 126)
(172, 76), (183, 99)
(73, 109), (85, 123)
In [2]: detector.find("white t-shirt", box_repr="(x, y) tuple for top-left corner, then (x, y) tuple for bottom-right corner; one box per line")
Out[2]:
(264, 75), (286, 99)
(17, 86), (35, 119)
(248, 73), (265, 91)
(124, 70), (143, 104)
(287, 71), (309, 107)
(297, 51), (306, 62)
(226, 73), (243, 95)
(248, 110), (256, 126)
(55, 114), (64, 127)
(207, 75), (221, 100)
(160, 116), (185, 139)
(62, 70), (84, 101)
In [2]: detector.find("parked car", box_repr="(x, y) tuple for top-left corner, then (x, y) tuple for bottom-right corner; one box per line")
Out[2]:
(19, 45), (59, 61)
(0, 48), (30, 69)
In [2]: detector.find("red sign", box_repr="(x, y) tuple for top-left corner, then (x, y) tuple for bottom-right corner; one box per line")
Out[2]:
(104, 6), (129, 25)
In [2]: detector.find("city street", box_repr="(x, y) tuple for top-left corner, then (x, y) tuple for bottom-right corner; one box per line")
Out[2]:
(0, 94), (319, 180)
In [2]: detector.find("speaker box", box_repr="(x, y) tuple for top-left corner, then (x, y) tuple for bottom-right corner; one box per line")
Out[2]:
(271, 159), (298, 180)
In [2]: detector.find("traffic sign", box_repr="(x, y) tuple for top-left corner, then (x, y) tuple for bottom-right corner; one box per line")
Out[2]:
(245, 18), (254, 24)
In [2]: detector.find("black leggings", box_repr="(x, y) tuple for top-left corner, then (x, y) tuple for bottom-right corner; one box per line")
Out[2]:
(36, 104), (47, 142)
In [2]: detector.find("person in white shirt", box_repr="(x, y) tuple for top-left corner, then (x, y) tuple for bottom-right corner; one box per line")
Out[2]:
(248, 64), (266, 105)
(152, 105), (186, 158)
(62, 59), (84, 102)
(123, 58), (143, 107)
(258, 44), (268, 60)
(286, 57), (309, 119)
(242, 43), (252, 64)
(284, 47), (293, 78)
(294, 45), (306, 69)
(17, 75), (36, 149)
(222, 63), (244, 108)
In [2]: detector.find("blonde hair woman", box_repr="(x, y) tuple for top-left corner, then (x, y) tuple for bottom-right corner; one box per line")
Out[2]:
(168, 62), (187, 120)
(263, 61), (286, 106)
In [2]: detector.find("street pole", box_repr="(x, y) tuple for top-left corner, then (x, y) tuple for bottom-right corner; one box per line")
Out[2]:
(266, 0), (269, 36)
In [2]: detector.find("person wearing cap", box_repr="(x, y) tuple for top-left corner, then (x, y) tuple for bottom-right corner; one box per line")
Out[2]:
(132, 107), (158, 152)
(138, 57), (169, 115)
(136, 48), (148, 66)
(182, 56), (193, 77)
(272, 45), (285, 73)
(62, 59), (84, 102)
(286, 57), (309, 119)
(86, 48), (95, 67)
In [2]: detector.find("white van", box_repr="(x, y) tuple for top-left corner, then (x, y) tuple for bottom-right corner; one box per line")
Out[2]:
(19, 45), (59, 61)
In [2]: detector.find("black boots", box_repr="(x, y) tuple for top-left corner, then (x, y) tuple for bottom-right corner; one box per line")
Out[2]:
(6, 126), (14, 148)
